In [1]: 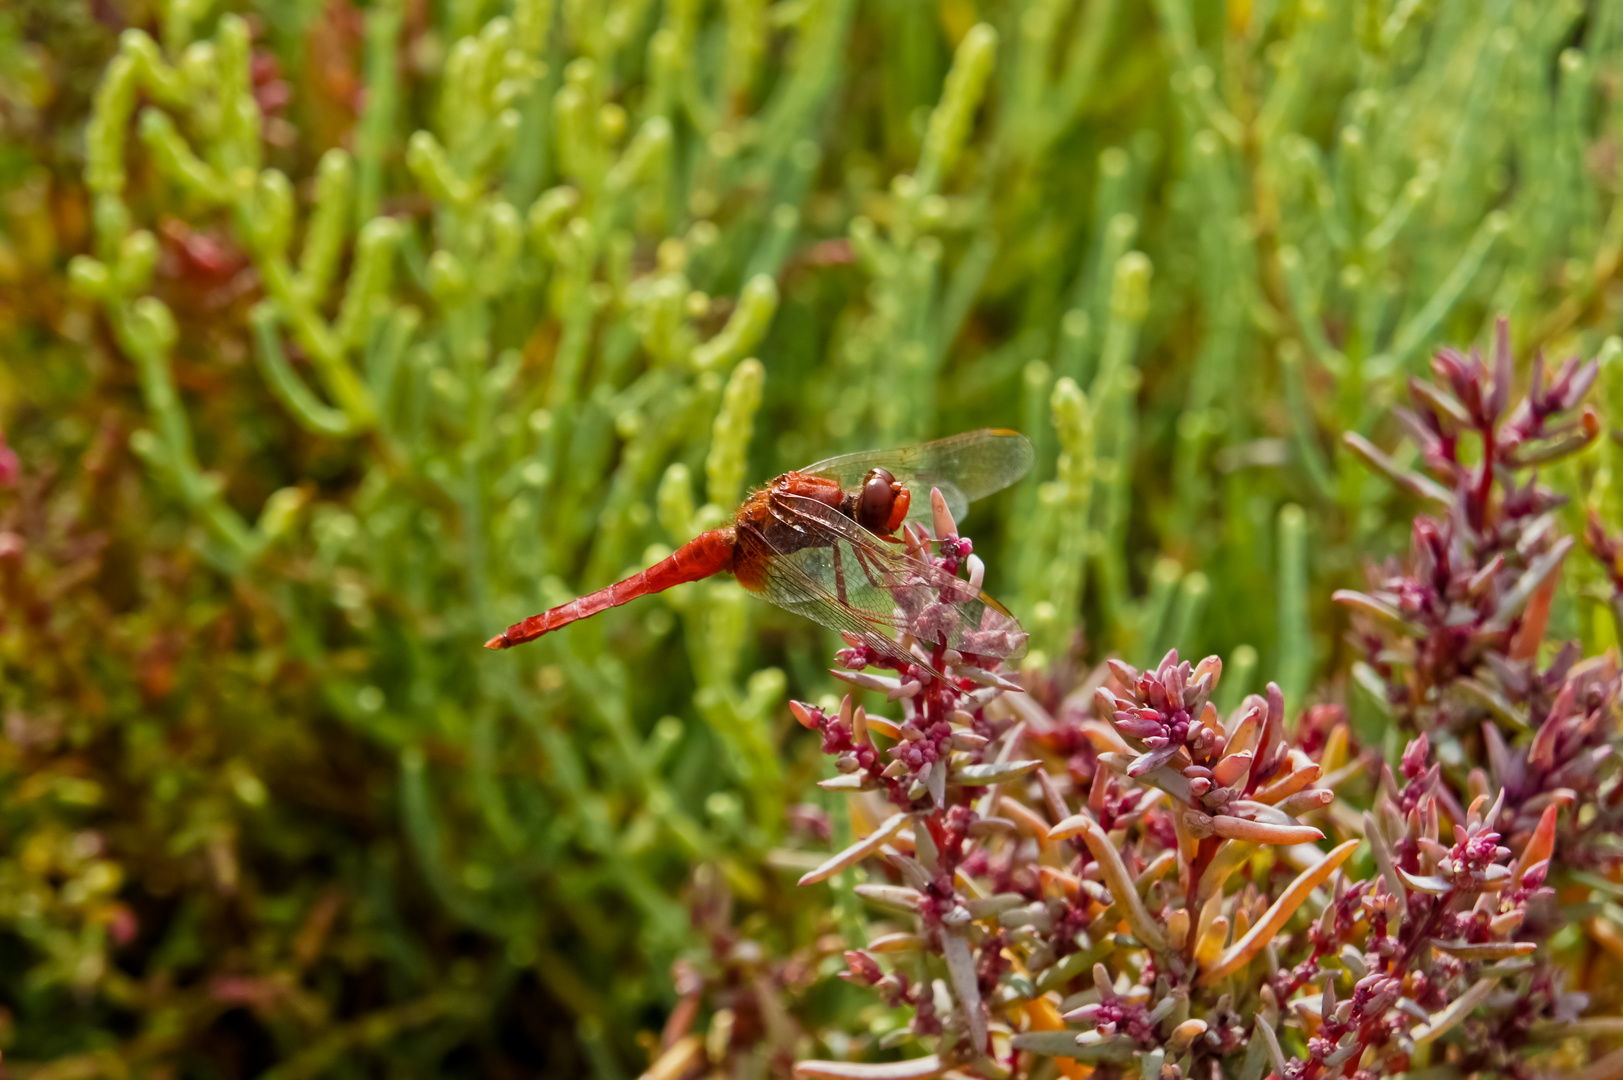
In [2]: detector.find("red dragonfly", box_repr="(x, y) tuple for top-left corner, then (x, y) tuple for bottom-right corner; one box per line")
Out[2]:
(485, 429), (1033, 668)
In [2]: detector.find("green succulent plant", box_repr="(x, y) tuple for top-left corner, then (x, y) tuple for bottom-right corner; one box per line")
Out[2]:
(4, 0), (1623, 1073)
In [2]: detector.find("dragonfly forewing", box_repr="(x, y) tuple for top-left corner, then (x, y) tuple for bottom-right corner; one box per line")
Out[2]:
(800, 429), (1034, 525)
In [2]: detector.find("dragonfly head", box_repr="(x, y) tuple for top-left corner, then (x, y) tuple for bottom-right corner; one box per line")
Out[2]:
(856, 468), (910, 535)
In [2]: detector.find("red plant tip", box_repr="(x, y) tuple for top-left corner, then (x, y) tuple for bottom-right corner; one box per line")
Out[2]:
(484, 634), (509, 650)
(842, 949), (884, 985)
(790, 701), (821, 729)
(1400, 734), (1430, 779)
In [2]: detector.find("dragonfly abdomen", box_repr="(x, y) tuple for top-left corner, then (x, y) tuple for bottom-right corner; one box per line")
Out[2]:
(485, 528), (737, 649)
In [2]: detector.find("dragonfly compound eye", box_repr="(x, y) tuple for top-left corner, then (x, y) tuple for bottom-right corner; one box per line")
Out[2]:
(857, 469), (898, 532)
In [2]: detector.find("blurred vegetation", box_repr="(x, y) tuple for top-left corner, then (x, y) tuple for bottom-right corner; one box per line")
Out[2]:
(4, 0), (1623, 1073)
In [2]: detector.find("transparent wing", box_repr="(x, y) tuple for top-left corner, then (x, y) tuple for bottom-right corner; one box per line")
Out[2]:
(739, 527), (926, 674)
(742, 493), (1028, 664)
(800, 429), (1035, 523)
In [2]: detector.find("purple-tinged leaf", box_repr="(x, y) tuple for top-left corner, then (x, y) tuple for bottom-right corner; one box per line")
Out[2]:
(1488, 316), (1512, 421)
(1504, 425), (1598, 467)
(794, 1056), (944, 1079)
(949, 760), (1041, 785)
(941, 931), (987, 1052)
(799, 813), (910, 885)
(1070, 815), (1168, 950)
(1396, 868), (1452, 896)
(868, 931), (926, 952)
(1449, 679), (1529, 729)
(853, 883), (925, 913)
(1333, 589), (1424, 635)
(1409, 376), (1473, 428)
(1201, 840), (1360, 984)
(1412, 976), (1500, 1045)
(1343, 431), (1452, 504)
(1430, 939), (1536, 960)
(1127, 742), (1183, 778)
(1210, 815), (1323, 845)
(819, 774), (879, 791)
(1009, 1031), (1134, 1061)
(1485, 536), (1574, 632)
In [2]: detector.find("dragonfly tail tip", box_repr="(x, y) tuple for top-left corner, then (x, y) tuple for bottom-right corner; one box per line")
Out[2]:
(484, 633), (509, 650)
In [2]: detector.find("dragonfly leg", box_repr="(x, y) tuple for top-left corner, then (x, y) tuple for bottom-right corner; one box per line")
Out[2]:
(831, 542), (850, 605)
(852, 545), (889, 589)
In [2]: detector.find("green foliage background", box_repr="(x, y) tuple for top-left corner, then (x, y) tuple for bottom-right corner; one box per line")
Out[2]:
(4, 0), (1623, 1073)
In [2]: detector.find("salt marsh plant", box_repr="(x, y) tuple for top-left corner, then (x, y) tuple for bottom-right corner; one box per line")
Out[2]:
(741, 329), (1622, 1078)
(6, 0), (1623, 1072)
